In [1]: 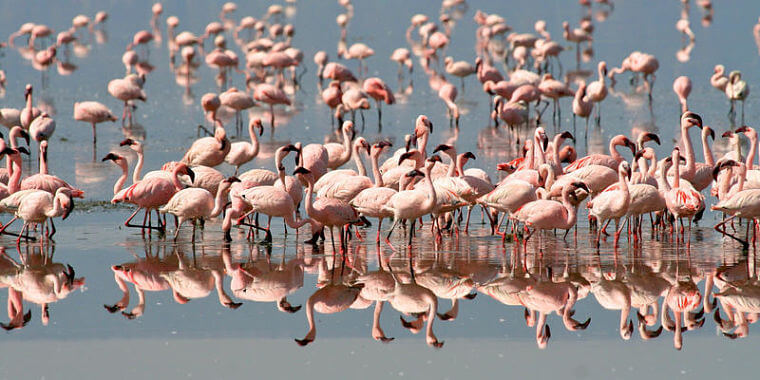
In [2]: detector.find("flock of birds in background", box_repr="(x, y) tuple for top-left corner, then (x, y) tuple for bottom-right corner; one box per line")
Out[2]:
(2, 0), (760, 351)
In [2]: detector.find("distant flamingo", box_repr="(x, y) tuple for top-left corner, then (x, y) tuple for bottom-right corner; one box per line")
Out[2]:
(363, 77), (395, 123)
(20, 84), (41, 129)
(253, 83), (291, 130)
(672, 76), (692, 113)
(108, 75), (146, 124)
(438, 82), (459, 127)
(225, 118), (263, 174)
(73, 101), (117, 149)
(219, 87), (255, 133)
(586, 61), (608, 124)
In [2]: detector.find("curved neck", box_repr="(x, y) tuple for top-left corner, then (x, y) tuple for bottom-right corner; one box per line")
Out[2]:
(133, 149), (144, 183)
(525, 141), (535, 169)
(249, 125), (260, 158)
(534, 136), (546, 166)
(609, 140), (623, 162)
(46, 193), (64, 218)
(424, 292), (438, 347)
(647, 152), (658, 178)
(352, 144), (366, 177)
(456, 155), (466, 178)
(114, 161), (128, 195)
(552, 137), (562, 167)
(659, 162), (672, 191)
(339, 129), (352, 164)
(210, 186), (229, 217)
(371, 152), (383, 187)
(560, 188), (576, 228)
(304, 178), (315, 217)
(302, 297), (316, 343)
(171, 167), (185, 191)
(419, 131), (430, 158)
(446, 151), (457, 177)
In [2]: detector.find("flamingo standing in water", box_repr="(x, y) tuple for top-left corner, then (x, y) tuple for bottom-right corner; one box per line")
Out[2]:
(253, 83), (291, 130)
(362, 77), (395, 124)
(224, 118), (263, 174)
(382, 156), (440, 247)
(350, 141), (396, 243)
(108, 74), (146, 124)
(564, 134), (635, 173)
(572, 80), (593, 137)
(586, 61), (608, 125)
(20, 84), (41, 129)
(661, 149), (705, 245)
(514, 181), (589, 242)
(159, 177), (239, 241)
(181, 120), (230, 167)
(587, 161), (632, 247)
(0, 187), (74, 242)
(21, 141), (84, 198)
(73, 101), (117, 157)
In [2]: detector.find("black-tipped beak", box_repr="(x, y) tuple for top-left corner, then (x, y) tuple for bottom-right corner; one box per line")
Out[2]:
(735, 126), (751, 134)
(625, 139), (637, 153)
(706, 127), (715, 140)
(463, 152), (476, 160)
(541, 135), (549, 151)
(643, 133), (660, 145)
(0, 147), (14, 155)
(428, 120), (433, 134)
(226, 176), (241, 183)
(634, 150), (645, 161)
(404, 137), (411, 152)
(62, 198), (74, 220)
(405, 169), (423, 178)
(560, 131), (575, 142)
(102, 153), (120, 162)
(433, 144), (451, 153)
(257, 123), (264, 136)
(428, 154), (442, 163)
(722, 130), (734, 139)
(378, 141), (392, 150)
(293, 166), (310, 175)
(119, 138), (135, 146)
(350, 129), (356, 142)
(398, 151), (414, 165)
(572, 182), (590, 193)
(626, 167), (632, 180)
(17, 147), (30, 155)
(186, 168), (195, 183)
(602, 66), (608, 76)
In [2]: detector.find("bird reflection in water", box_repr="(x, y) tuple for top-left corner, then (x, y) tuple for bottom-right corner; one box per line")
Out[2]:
(0, 244), (83, 330)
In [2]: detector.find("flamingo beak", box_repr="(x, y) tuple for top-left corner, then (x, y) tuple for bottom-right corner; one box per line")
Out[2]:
(433, 144), (451, 153)
(735, 126), (751, 134)
(185, 167), (195, 183)
(350, 128), (356, 141)
(293, 167), (310, 175)
(722, 130), (734, 139)
(17, 147), (30, 155)
(257, 123), (264, 136)
(464, 152), (476, 160)
(101, 153), (120, 162)
(706, 127), (715, 140)
(572, 182), (590, 193)
(119, 138), (135, 146)
(404, 137), (412, 152)
(226, 176), (241, 183)
(398, 151), (414, 165)
(62, 198), (74, 220)
(643, 133), (660, 145)
(560, 131), (575, 142)
(20, 130), (30, 146)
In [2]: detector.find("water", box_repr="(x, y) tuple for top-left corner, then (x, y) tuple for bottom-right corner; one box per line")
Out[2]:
(0, 0), (759, 379)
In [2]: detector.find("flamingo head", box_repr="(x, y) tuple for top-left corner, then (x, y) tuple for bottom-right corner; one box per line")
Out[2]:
(398, 150), (421, 165)
(24, 84), (32, 99)
(462, 152), (476, 161)
(713, 64), (724, 74)
(619, 161), (632, 180)
(355, 137), (370, 155)
(681, 111), (703, 129)
(19, 129), (30, 146)
(403, 134), (412, 152)
(101, 152), (123, 163)
(433, 144), (454, 154)
(570, 181), (590, 194)
(374, 140), (392, 155)
(277, 298), (302, 314)
(57, 190), (74, 220)
(712, 159), (740, 180)
(638, 132), (660, 146)
(342, 120), (356, 140)
(535, 128), (549, 151)
(735, 125), (756, 138)
(174, 163), (195, 183)
(621, 319), (634, 340)
(404, 169), (424, 179)
(293, 166), (310, 176)
(703, 126), (715, 140)
(427, 154), (442, 164)
(252, 118), (264, 136)
(558, 131), (575, 143)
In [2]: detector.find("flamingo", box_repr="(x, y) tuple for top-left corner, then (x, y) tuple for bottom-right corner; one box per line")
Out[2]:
(672, 76), (692, 113)
(725, 70), (750, 122)
(438, 82), (459, 127)
(383, 156), (439, 246)
(20, 141), (84, 198)
(73, 101), (117, 152)
(20, 84), (41, 129)
(294, 167), (361, 252)
(587, 161), (632, 247)
(572, 80), (593, 137)
(0, 188), (74, 242)
(586, 61), (608, 125)
(591, 273), (635, 340)
(350, 141), (398, 243)
(224, 118), (263, 174)
(253, 83), (291, 130)
(514, 181), (589, 242)
(324, 121), (356, 170)
(108, 74), (147, 124)
(538, 74), (574, 126)
(711, 161), (760, 248)
(181, 119), (230, 167)
(219, 87), (255, 133)
(564, 134), (635, 173)
(711, 64), (728, 93)
(112, 163), (195, 232)
(661, 149), (705, 244)
(159, 177), (239, 241)
(362, 77), (395, 124)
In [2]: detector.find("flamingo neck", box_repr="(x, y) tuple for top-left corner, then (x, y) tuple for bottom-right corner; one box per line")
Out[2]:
(659, 161), (672, 192)
(562, 286), (579, 329)
(446, 151), (457, 177)
(424, 292), (438, 347)
(39, 147), (48, 175)
(619, 295), (631, 337)
(701, 133), (715, 167)
(551, 137), (562, 168)
(171, 167), (185, 191)
(456, 155), (466, 178)
(302, 297), (317, 343)
(352, 144), (366, 177)
(133, 149), (144, 183)
(525, 140), (535, 169)
(746, 135), (757, 170)
(339, 128), (352, 164)
(419, 131), (429, 158)
(46, 193), (64, 218)
(304, 178), (315, 218)
(561, 188), (576, 228)
(618, 170), (629, 193)
(672, 158), (681, 188)
(681, 125), (696, 173)
(9, 128), (20, 149)
(609, 139), (624, 162)
(210, 186), (229, 218)
(249, 124), (259, 159)
(25, 92), (32, 111)
(114, 161), (128, 195)
(9, 156), (21, 194)
(371, 152), (383, 187)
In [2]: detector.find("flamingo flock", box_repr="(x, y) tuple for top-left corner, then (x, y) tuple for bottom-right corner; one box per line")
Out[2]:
(0, 0), (760, 353)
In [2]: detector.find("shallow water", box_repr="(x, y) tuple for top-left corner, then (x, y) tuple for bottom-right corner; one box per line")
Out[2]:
(1, 0), (760, 379)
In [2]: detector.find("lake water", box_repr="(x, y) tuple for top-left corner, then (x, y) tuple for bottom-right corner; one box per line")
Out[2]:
(0, 0), (760, 379)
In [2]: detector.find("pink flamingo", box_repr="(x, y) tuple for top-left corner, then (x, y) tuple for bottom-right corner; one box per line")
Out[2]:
(669, 112), (712, 191)
(324, 121), (356, 170)
(253, 83), (291, 130)
(73, 101), (117, 149)
(159, 177), (238, 241)
(20, 84), (41, 129)
(108, 75), (147, 124)
(711, 161), (760, 249)
(201, 92), (221, 125)
(225, 118), (263, 174)
(382, 157), (439, 246)
(181, 120), (230, 167)
(661, 148), (704, 244)
(711, 64), (728, 93)
(673, 76), (692, 113)
(29, 112), (55, 148)
(514, 181), (589, 242)
(350, 141), (397, 242)
(20, 141), (84, 198)
(438, 82), (459, 127)
(113, 163), (195, 232)
(294, 167), (361, 252)
(572, 81), (593, 136)
(586, 61), (608, 124)
(363, 77), (395, 123)
(322, 62), (357, 83)
(390, 48), (413, 76)
(475, 57), (504, 84)
(219, 87), (255, 133)
(538, 74), (574, 126)
(235, 178), (314, 243)
(564, 134), (635, 172)
(322, 81), (344, 126)
(290, 141), (328, 186)
(0, 187), (74, 242)
(587, 161), (632, 247)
